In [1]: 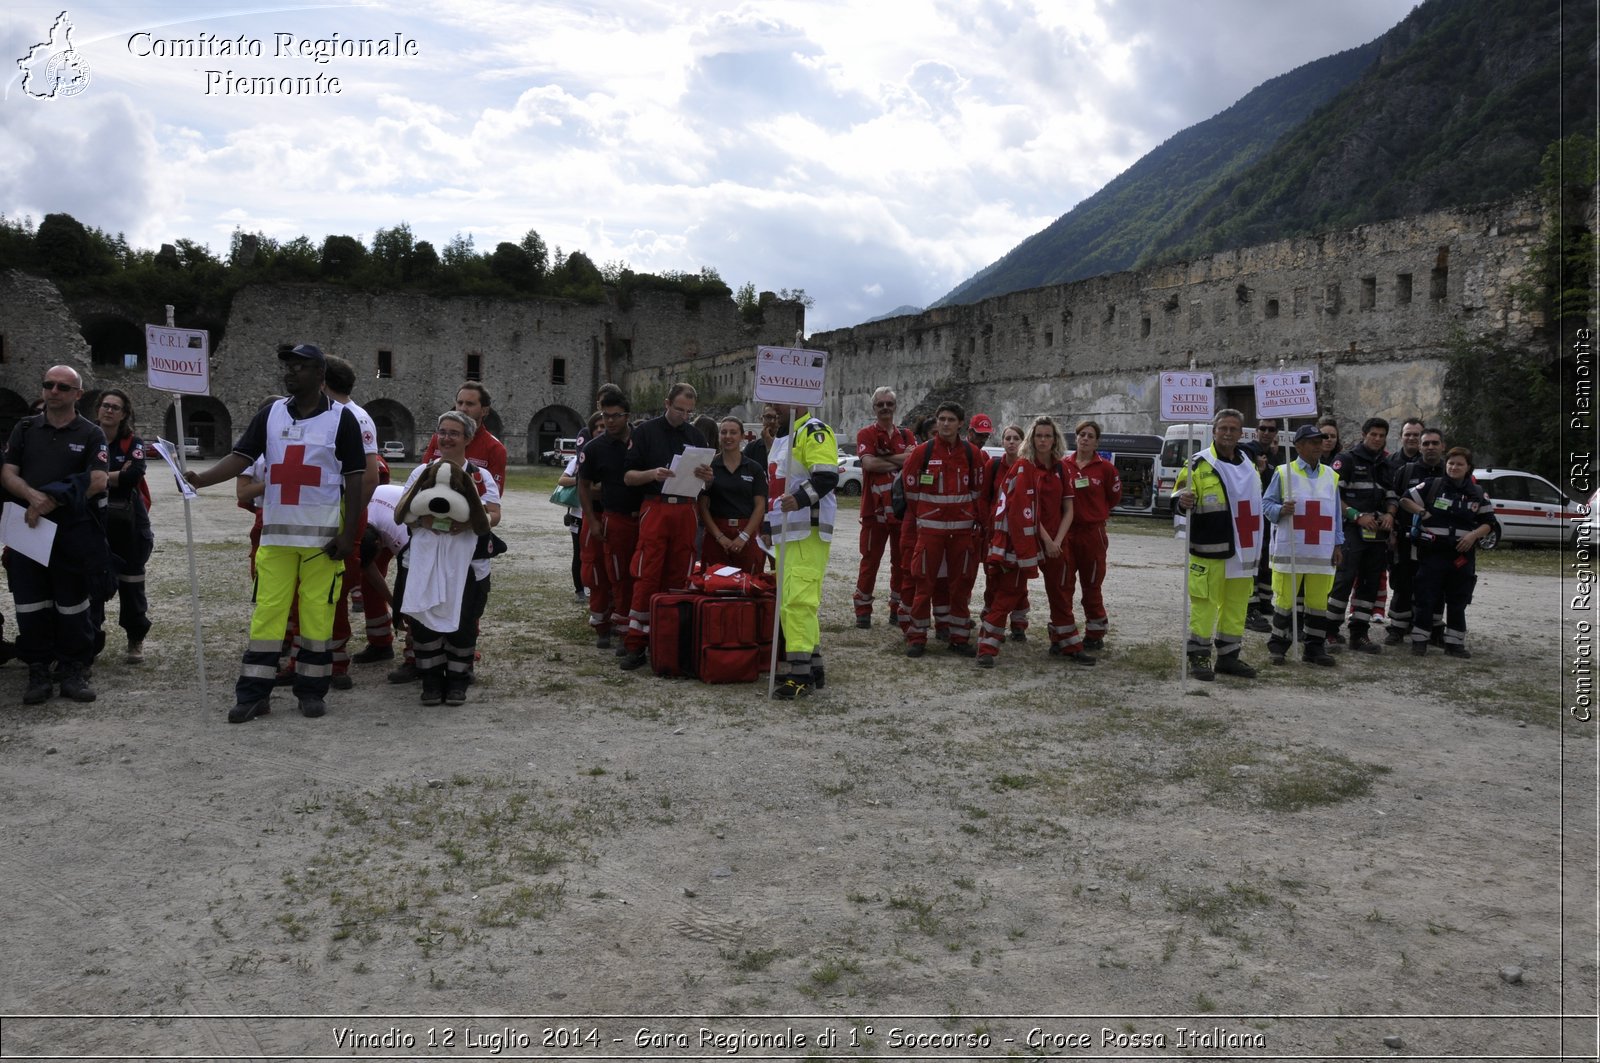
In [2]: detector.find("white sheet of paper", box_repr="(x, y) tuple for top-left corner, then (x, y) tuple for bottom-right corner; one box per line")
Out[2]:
(153, 437), (199, 499)
(0, 501), (57, 565)
(662, 446), (715, 498)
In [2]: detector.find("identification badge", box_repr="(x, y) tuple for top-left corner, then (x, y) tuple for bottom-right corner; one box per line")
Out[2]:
(1362, 529), (1379, 541)
(919, 474), (935, 485)
(281, 426), (304, 440)
(1074, 477), (1090, 489)
(1432, 497), (1450, 510)
(431, 516), (453, 532)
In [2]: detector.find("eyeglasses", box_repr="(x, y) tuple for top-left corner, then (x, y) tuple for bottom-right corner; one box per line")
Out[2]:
(437, 429), (466, 439)
(99, 402), (125, 412)
(41, 381), (77, 392)
(874, 402), (896, 410)
(1320, 433), (1337, 440)
(601, 411), (627, 421)
(1421, 440), (1443, 446)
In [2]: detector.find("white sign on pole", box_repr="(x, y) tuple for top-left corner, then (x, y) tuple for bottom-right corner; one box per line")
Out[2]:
(753, 345), (827, 407)
(1159, 370), (1215, 421)
(145, 325), (211, 395)
(1253, 368), (1319, 418)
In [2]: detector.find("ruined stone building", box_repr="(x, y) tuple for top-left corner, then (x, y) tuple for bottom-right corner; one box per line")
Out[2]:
(0, 277), (804, 461)
(659, 194), (1570, 439)
(0, 191), (1580, 464)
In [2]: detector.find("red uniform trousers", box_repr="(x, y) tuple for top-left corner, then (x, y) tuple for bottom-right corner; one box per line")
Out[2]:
(1039, 550), (1087, 655)
(894, 518), (920, 631)
(978, 566), (1032, 659)
(601, 513), (639, 640)
(949, 527), (983, 632)
(327, 513), (368, 677)
(626, 498), (697, 652)
(853, 518), (904, 622)
(981, 545), (1030, 634)
(908, 530), (975, 646)
(701, 516), (766, 575)
(1064, 521), (1110, 641)
(581, 517), (613, 637)
(360, 547), (395, 649)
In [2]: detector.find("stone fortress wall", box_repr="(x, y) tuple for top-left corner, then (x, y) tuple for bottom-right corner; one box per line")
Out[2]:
(648, 194), (1558, 441)
(0, 276), (805, 463)
(0, 192), (1574, 466)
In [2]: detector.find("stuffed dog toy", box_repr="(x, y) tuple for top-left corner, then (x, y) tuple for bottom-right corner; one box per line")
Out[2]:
(394, 460), (491, 536)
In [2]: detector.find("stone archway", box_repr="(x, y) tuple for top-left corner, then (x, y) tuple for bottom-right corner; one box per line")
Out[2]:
(81, 313), (145, 369)
(527, 405), (582, 463)
(364, 398), (416, 455)
(163, 397), (233, 457)
(0, 388), (31, 444)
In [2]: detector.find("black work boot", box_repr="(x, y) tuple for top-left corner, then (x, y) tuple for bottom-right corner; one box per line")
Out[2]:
(23, 663), (52, 705)
(59, 664), (96, 703)
(1187, 653), (1215, 681)
(1215, 654), (1258, 679)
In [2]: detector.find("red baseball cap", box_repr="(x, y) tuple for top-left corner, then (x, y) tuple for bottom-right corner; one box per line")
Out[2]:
(970, 413), (993, 433)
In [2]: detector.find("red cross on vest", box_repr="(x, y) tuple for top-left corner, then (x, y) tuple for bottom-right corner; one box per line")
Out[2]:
(1296, 499), (1334, 544)
(270, 444), (323, 505)
(1234, 500), (1258, 549)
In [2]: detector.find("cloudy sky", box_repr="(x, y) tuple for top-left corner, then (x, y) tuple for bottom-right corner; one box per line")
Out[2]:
(3, 0), (1417, 332)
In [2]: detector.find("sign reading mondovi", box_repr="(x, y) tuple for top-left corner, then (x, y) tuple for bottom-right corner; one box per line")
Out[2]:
(146, 325), (211, 395)
(1253, 368), (1319, 417)
(1159, 370), (1215, 421)
(754, 345), (828, 407)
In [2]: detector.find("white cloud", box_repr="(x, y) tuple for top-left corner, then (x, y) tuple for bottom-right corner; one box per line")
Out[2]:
(2, 0), (1421, 330)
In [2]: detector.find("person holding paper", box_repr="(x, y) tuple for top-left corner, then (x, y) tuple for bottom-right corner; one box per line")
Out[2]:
(763, 403), (839, 699)
(618, 382), (712, 670)
(1, 365), (108, 705)
(184, 343), (365, 723)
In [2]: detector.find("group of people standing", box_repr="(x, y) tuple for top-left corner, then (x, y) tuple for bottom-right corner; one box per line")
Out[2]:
(1179, 409), (1494, 679)
(1, 366), (154, 705)
(851, 389), (1123, 669)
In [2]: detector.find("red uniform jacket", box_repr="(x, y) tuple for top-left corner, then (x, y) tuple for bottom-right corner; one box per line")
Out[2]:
(902, 437), (983, 533)
(1062, 452), (1121, 524)
(986, 458), (1040, 575)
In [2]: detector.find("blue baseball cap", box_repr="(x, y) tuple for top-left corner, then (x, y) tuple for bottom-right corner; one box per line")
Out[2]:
(278, 343), (325, 365)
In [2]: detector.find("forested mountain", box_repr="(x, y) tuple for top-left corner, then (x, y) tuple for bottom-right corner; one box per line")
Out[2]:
(935, 0), (1595, 308)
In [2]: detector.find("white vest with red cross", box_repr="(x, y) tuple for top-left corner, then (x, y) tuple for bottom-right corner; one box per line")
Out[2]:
(260, 400), (347, 548)
(1205, 450), (1264, 579)
(1270, 460), (1340, 574)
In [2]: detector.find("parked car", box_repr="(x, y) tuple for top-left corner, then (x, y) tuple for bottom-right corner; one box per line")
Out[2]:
(381, 441), (406, 460)
(1471, 467), (1583, 548)
(836, 455), (863, 496)
(540, 437), (579, 466)
(182, 437), (200, 459)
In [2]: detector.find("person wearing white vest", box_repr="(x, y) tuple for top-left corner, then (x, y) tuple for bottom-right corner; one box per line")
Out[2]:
(1262, 425), (1346, 667)
(761, 404), (839, 699)
(1173, 408), (1263, 681)
(186, 344), (366, 722)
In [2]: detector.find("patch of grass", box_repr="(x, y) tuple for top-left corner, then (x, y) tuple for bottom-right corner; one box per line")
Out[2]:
(1256, 753), (1389, 811)
(722, 947), (781, 972)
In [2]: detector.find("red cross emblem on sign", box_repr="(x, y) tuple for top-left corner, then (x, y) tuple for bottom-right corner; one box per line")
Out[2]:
(270, 444), (322, 505)
(1296, 499), (1333, 545)
(1234, 500), (1258, 549)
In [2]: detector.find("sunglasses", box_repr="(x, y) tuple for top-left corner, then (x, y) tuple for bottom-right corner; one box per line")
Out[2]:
(1320, 433), (1337, 440)
(41, 381), (77, 392)
(874, 402), (896, 409)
